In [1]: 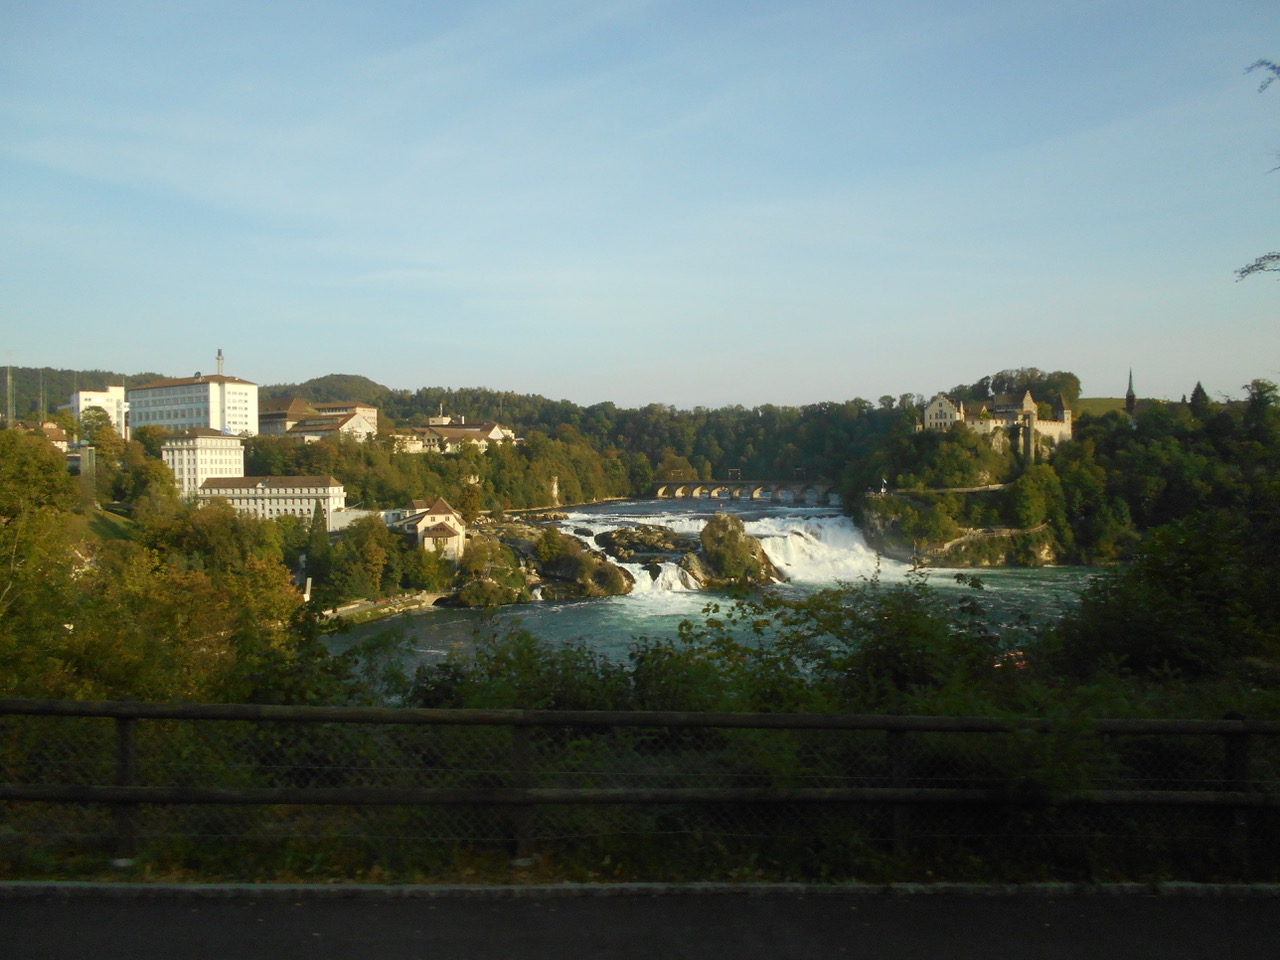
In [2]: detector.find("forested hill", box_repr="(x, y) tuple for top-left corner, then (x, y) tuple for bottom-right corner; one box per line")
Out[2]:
(10, 364), (1096, 485)
(8, 364), (909, 481)
(257, 374), (909, 483)
(2, 366), (167, 418)
(260, 374), (392, 405)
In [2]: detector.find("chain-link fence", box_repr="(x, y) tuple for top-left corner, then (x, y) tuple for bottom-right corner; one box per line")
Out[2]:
(2, 700), (1278, 882)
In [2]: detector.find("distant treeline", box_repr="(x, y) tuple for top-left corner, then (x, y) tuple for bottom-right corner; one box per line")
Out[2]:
(1, 366), (165, 419)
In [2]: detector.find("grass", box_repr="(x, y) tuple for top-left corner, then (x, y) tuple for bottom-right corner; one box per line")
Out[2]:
(65, 505), (134, 543)
(1074, 398), (1127, 417)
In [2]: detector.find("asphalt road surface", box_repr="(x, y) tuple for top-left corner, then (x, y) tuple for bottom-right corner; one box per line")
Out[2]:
(4, 885), (1278, 960)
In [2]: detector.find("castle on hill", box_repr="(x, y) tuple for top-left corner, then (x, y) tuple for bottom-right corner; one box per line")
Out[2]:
(921, 389), (1073, 459)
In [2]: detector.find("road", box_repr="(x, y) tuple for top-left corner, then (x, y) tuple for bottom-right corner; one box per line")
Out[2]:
(4, 884), (1279, 960)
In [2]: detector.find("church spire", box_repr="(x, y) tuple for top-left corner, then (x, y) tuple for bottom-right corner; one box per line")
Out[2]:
(1125, 369), (1136, 416)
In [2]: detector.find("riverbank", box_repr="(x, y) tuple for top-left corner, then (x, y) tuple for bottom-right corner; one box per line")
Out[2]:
(324, 591), (449, 625)
(485, 497), (633, 519)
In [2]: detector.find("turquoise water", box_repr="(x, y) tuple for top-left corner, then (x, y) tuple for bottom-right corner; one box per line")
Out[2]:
(330, 500), (1097, 668)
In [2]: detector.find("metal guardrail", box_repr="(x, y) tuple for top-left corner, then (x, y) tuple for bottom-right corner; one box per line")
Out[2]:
(3, 699), (1278, 876)
(4, 699), (1278, 806)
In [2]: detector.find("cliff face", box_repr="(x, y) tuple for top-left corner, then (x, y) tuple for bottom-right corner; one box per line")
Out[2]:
(859, 497), (1060, 567)
(856, 504), (918, 564)
(920, 526), (1058, 567)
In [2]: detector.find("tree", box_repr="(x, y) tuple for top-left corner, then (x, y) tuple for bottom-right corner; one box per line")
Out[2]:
(78, 406), (115, 446)
(306, 500), (332, 585)
(0, 430), (77, 518)
(131, 425), (171, 459)
(655, 450), (696, 481)
(699, 513), (763, 582)
(112, 441), (176, 504)
(1237, 59), (1280, 280)
(1189, 381), (1213, 420)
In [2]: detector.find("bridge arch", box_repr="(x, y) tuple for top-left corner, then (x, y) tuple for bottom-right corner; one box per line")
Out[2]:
(649, 480), (837, 504)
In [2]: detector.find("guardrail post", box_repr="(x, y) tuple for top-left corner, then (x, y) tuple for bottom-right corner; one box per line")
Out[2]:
(887, 729), (909, 858)
(1223, 721), (1251, 872)
(113, 716), (138, 866)
(510, 725), (533, 864)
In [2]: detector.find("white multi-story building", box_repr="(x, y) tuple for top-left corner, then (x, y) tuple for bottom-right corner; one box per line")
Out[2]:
(64, 385), (129, 437)
(198, 476), (347, 530)
(161, 429), (246, 499)
(128, 366), (258, 436)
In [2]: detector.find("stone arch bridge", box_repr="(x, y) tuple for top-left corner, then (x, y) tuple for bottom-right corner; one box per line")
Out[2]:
(648, 479), (839, 505)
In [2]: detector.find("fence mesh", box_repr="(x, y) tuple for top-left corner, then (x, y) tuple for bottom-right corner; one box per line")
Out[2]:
(2, 709), (1277, 882)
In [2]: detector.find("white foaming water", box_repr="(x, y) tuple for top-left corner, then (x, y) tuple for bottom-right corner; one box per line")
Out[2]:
(620, 561), (700, 594)
(746, 514), (901, 583)
(558, 502), (907, 593)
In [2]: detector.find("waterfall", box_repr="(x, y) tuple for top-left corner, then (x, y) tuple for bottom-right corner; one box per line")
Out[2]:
(746, 515), (897, 583)
(558, 502), (905, 594)
(621, 561), (700, 594)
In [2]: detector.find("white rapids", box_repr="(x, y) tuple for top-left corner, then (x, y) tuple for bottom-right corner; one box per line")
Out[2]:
(557, 502), (905, 593)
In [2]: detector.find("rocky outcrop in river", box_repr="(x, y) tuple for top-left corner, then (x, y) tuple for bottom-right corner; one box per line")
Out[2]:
(449, 514), (783, 607)
(595, 514), (782, 589)
(453, 521), (634, 605)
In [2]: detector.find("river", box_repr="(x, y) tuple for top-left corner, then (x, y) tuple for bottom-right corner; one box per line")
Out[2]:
(330, 499), (1097, 668)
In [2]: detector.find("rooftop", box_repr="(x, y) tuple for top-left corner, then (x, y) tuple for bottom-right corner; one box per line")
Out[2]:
(130, 375), (257, 391)
(200, 476), (342, 490)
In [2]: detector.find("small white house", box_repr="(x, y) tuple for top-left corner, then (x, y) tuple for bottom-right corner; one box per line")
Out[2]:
(389, 497), (467, 561)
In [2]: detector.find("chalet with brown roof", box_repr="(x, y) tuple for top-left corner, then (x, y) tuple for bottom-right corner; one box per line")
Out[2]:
(388, 497), (467, 561)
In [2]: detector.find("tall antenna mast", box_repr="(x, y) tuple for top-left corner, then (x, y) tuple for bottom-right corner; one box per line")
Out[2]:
(217, 348), (224, 377)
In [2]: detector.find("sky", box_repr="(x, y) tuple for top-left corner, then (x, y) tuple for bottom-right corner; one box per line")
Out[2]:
(1, 0), (1278, 409)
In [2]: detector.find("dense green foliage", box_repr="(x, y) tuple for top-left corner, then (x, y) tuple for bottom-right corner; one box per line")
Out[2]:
(0, 428), (411, 703)
(244, 431), (630, 512)
(408, 567), (1277, 717)
(267, 372), (910, 487)
(852, 380), (1280, 569)
(946, 367), (1082, 407)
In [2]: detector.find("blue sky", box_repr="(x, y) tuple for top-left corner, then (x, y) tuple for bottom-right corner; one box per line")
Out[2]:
(1, 0), (1277, 407)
